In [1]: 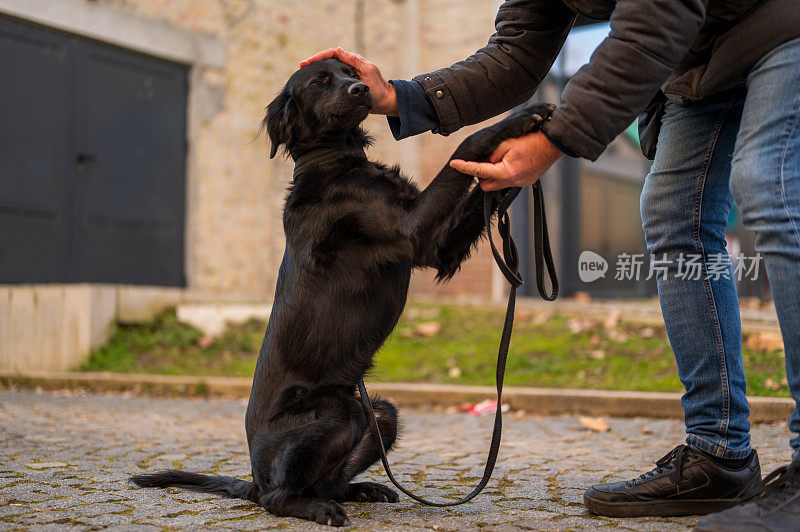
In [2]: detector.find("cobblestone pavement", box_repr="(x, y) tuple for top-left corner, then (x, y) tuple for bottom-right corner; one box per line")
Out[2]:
(1, 389), (795, 531)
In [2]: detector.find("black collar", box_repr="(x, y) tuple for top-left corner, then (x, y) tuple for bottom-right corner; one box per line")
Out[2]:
(292, 145), (367, 178)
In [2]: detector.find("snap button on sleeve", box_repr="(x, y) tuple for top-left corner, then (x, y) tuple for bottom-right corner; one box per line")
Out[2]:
(435, 90), (444, 99)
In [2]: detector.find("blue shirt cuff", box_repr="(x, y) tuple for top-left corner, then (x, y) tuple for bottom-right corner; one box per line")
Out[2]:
(386, 80), (439, 140)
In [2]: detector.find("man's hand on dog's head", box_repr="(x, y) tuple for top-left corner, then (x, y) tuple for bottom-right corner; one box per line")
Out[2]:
(300, 48), (398, 116)
(449, 131), (563, 191)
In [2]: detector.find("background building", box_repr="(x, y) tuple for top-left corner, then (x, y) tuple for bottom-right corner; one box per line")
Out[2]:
(0, 0), (762, 371)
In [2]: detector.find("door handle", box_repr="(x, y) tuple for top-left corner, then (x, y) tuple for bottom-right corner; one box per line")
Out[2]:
(75, 152), (96, 175)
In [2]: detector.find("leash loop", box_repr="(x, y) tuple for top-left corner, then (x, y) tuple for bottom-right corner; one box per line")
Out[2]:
(358, 180), (558, 506)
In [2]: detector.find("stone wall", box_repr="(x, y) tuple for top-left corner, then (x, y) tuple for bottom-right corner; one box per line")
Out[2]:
(92, 0), (507, 302)
(0, 284), (184, 372)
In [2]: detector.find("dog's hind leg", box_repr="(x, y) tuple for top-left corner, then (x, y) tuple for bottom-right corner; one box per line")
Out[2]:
(340, 398), (399, 503)
(252, 418), (356, 526)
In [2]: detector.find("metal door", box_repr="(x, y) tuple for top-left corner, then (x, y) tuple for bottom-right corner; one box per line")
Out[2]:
(0, 15), (187, 285)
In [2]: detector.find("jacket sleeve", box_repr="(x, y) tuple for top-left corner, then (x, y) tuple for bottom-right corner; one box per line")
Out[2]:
(413, 0), (576, 136)
(386, 80), (440, 140)
(543, 0), (709, 160)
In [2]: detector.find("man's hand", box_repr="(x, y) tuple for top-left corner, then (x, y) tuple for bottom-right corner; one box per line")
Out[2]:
(449, 131), (564, 191)
(300, 47), (398, 116)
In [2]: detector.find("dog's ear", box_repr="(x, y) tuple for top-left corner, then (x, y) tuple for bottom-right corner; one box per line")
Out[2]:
(264, 88), (298, 159)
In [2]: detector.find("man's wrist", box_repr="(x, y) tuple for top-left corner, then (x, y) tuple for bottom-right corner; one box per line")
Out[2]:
(376, 82), (398, 116)
(540, 132), (565, 163)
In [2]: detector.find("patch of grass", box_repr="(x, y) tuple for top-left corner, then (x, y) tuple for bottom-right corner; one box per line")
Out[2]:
(77, 303), (791, 398)
(78, 310), (261, 377)
(377, 303), (790, 398)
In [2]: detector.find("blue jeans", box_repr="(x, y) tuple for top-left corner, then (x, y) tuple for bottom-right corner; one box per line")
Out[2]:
(641, 37), (800, 459)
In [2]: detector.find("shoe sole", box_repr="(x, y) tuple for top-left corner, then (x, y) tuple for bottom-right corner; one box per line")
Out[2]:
(583, 494), (741, 517)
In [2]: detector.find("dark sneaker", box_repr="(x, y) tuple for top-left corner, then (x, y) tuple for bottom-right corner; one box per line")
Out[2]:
(584, 444), (762, 517)
(694, 459), (800, 531)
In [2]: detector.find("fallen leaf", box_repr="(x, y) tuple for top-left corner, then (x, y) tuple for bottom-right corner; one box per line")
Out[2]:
(641, 426), (653, 435)
(603, 311), (621, 330)
(746, 332), (784, 353)
(764, 378), (781, 391)
(579, 416), (610, 432)
(742, 297), (762, 310)
(415, 321), (441, 337)
(405, 308), (420, 320)
(640, 327), (655, 338)
(568, 319), (584, 334)
(532, 312), (552, 325)
(448, 367), (462, 378)
(572, 291), (592, 303)
(515, 308), (533, 322)
(197, 334), (215, 348)
(608, 330), (629, 343)
(590, 350), (606, 360)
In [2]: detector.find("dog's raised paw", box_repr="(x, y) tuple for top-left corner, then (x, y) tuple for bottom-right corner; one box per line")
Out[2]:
(514, 103), (555, 134)
(352, 481), (399, 503)
(308, 500), (349, 527)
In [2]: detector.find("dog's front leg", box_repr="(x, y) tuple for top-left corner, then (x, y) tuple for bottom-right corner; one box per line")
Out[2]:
(408, 103), (555, 270)
(404, 148), (488, 265)
(428, 185), (515, 281)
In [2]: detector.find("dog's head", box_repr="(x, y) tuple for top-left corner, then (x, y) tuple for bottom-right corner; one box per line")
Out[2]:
(264, 58), (373, 158)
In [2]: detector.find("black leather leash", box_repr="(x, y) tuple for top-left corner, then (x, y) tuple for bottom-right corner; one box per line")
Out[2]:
(357, 181), (558, 506)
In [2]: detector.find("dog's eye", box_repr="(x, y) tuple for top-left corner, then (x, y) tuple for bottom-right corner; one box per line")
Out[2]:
(315, 74), (331, 85)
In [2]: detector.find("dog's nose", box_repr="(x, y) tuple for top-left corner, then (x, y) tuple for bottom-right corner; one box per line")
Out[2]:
(348, 82), (370, 96)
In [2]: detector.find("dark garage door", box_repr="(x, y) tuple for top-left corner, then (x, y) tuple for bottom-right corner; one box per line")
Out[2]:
(0, 15), (187, 286)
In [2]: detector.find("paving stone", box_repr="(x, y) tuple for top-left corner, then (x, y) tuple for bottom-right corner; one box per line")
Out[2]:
(0, 389), (794, 531)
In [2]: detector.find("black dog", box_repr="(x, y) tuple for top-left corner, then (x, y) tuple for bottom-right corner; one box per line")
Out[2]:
(131, 59), (553, 526)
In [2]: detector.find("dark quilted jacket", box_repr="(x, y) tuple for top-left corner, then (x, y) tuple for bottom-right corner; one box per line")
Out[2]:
(413, 0), (800, 160)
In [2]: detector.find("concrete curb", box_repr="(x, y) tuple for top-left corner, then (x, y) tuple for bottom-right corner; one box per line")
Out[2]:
(0, 370), (793, 423)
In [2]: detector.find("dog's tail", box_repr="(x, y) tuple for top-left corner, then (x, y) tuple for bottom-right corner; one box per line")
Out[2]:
(130, 471), (261, 503)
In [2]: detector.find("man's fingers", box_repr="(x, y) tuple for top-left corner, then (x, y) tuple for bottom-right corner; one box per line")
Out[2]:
(299, 48), (338, 67)
(477, 178), (504, 192)
(449, 159), (507, 180)
(334, 48), (375, 76)
(333, 47), (364, 66)
(299, 47), (367, 69)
